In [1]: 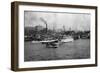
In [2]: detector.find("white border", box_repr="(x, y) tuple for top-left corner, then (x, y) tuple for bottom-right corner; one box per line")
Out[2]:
(18, 5), (96, 68)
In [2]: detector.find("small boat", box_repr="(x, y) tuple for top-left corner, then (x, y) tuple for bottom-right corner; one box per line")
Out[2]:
(40, 39), (59, 48)
(46, 42), (59, 48)
(32, 39), (59, 48)
(61, 36), (74, 43)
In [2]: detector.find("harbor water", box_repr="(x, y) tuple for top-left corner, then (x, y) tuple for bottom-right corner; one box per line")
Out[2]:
(24, 39), (90, 61)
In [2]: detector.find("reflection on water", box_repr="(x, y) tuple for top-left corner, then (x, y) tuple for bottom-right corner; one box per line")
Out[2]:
(24, 39), (90, 62)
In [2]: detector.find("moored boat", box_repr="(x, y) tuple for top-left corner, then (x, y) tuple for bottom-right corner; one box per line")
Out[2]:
(61, 36), (74, 43)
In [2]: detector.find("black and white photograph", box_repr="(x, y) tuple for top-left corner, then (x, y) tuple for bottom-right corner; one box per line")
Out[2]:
(11, 2), (97, 71)
(24, 11), (90, 62)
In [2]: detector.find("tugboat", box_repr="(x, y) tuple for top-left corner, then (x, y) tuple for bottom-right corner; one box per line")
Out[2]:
(40, 39), (59, 48)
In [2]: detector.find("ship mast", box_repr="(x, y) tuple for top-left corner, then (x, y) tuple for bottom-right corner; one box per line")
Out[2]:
(63, 25), (65, 32)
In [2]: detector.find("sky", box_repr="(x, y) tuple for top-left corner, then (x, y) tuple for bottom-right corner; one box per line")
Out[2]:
(24, 11), (90, 31)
